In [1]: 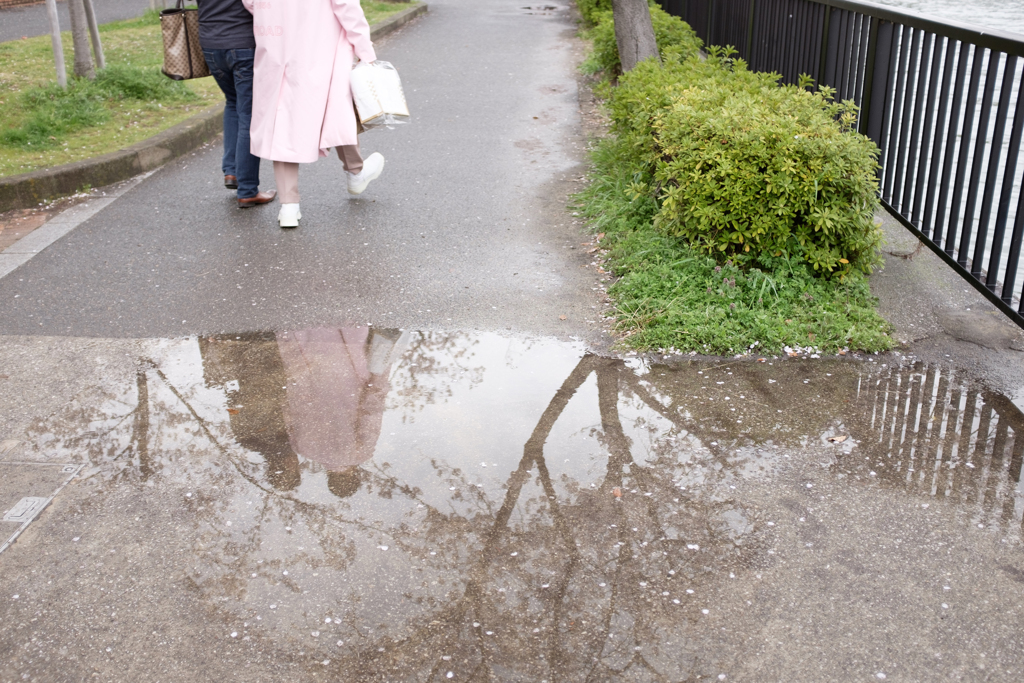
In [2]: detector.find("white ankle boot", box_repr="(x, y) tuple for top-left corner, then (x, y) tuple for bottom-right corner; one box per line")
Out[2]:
(278, 203), (301, 228)
(347, 153), (385, 195)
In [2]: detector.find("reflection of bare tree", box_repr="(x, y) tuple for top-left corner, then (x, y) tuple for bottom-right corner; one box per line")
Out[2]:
(325, 354), (762, 681)
(27, 332), (1024, 680)
(387, 331), (486, 417)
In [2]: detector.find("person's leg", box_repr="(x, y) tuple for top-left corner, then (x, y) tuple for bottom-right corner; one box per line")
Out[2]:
(336, 145), (363, 174)
(203, 49), (238, 181)
(274, 161), (300, 204)
(228, 48), (261, 200)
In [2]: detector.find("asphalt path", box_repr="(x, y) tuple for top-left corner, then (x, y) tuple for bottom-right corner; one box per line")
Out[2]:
(0, 0), (605, 342)
(0, 0), (151, 43)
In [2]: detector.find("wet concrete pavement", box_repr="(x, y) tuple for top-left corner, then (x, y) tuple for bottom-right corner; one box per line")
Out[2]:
(2, 330), (1024, 681)
(0, 0), (600, 341)
(3, 0), (1024, 680)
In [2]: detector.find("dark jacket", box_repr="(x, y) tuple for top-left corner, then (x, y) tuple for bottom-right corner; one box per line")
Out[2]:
(196, 0), (256, 50)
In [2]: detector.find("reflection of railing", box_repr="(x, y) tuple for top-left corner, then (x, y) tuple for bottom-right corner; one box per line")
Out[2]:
(659, 0), (1024, 329)
(852, 363), (1024, 534)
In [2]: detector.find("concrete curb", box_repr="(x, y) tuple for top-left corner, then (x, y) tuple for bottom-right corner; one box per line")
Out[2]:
(0, 2), (428, 213)
(0, 104), (224, 213)
(371, 2), (429, 41)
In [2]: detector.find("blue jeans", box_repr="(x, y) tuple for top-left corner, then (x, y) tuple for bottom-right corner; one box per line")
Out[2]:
(202, 48), (260, 200)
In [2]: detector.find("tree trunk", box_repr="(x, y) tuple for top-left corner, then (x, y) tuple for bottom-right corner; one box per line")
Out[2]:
(611, 0), (660, 72)
(83, 0), (106, 70)
(67, 0), (95, 80)
(44, 0), (67, 88)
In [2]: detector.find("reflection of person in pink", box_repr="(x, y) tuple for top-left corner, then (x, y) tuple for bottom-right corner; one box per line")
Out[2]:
(276, 328), (404, 498)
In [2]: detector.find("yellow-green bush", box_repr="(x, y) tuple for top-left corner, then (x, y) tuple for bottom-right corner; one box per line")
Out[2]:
(577, 0), (612, 25)
(610, 49), (883, 277)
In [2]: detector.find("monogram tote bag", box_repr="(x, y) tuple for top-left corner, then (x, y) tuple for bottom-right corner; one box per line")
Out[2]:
(160, 0), (210, 80)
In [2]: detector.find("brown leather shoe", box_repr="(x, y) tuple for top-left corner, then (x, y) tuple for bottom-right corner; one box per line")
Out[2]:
(237, 190), (277, 208)
(224, 175), (238, 189)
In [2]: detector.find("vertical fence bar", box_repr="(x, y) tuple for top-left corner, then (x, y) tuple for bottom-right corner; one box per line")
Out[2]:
(883, 26), (913, 202)
(840, 12), (855, 98)
(809, 3), (824, 83)
(900, 32), (934, 218)
(835, 10), (851, 95)
(793, 0), (806, 82)
(944, 46), (984, 256)
(876, 22), (901, 184)
(749, 0), (763, 70)
(782, 0), (798, 81)
(819, 6), (836, 87)
(914, 35), (946, 230)
(788, 0), (802, 82)
(937, 43), (971, 250)
(767, 0), (780, 73)
(891, 29), (922, 212)
(708, 0), (716, 44)
(745, 0), (756, 60)
(756, 0), (773, 71)
(923, 39), (955, 240)
(994, 72), (1024, 300)
(973, 54), (1016, 282)
(791, 0), (804, 80)
(863, 19), (892, 142)
(853, 14), (872, 106)
(958, 51), (998, 268)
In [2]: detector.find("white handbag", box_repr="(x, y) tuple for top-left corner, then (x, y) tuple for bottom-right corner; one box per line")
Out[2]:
(350, 61), (410, 128)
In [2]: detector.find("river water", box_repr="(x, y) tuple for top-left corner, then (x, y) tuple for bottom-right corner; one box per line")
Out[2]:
(874, 0), (1024, 36)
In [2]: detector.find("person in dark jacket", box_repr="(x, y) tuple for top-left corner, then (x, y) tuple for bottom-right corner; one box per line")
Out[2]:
(196, 0), (276, 207)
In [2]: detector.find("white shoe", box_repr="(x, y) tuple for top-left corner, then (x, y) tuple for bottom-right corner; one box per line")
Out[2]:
(347, 152), (385, 195)
(278, 203), (301, 228)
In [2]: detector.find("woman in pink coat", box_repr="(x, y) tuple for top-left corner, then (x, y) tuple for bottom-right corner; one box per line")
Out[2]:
(244, 0), (385, 228)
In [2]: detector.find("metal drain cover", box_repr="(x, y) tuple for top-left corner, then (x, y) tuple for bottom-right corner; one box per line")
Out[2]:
(4, 496), (48, 523)
(0, 463), (81, 555)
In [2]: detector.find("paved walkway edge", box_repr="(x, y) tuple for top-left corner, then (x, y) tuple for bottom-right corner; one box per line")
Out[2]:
(0, 2), (428, 214)
(0, 170), (155, 281)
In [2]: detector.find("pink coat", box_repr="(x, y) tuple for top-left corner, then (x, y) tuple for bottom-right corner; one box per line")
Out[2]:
(243, 0), (377, 163)
(277, 328), (389, 472)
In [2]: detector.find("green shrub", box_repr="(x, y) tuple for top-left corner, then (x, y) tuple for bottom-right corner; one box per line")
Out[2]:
(577, 0), (612, 25)
(584, 5), (703, 77)
(577, 138), (894, 354)
(611, 49), (883, 277)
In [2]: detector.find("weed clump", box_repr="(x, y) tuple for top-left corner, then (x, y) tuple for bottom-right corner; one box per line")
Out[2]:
(2, 65), (196, 150)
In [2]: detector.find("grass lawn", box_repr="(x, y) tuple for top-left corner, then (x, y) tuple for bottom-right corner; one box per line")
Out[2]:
(0, 3), (415, 178)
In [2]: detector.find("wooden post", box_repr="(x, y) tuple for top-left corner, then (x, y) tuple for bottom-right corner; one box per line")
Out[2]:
(44, 0), (67, 88)
(82, 0), (106, 70)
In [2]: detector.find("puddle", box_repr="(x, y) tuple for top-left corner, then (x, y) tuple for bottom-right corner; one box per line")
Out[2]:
(521, 5), (564, 14)
(6, 329), (1024, 680)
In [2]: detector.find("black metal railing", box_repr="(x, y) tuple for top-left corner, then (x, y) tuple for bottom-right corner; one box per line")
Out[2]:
(658, 0), (1024, 329)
